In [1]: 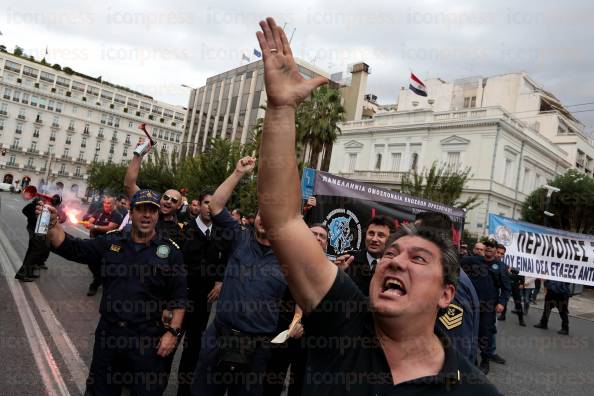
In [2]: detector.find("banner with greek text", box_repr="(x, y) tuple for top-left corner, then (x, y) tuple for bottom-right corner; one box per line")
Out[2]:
(488, 214), (594, 286)
(302, 169), (465, 259)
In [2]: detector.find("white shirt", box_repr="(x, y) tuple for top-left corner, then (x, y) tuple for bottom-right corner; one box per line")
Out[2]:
(195, 215), (212, 236)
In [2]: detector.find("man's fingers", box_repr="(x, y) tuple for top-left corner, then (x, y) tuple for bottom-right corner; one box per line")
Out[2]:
(259, 20), (277, 53)
(306, 76), (329, 92)
(278, 26), (293, 57)
(256, 31), (271, 58)
(267, 17), (283, 53)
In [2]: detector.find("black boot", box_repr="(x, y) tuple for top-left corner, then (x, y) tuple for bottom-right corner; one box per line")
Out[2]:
(534, 323), (548, 330)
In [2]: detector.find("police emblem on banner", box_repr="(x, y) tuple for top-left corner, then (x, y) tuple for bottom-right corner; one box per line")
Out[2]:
(495, 225), (513, 246)
(439, 304), (464, 330)
(323, 208), (362, 258)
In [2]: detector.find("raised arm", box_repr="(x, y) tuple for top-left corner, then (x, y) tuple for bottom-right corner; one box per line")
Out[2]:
(124, 139), (152, 199)
(209, 156), (256, 216)
(256, 17), (335, 313)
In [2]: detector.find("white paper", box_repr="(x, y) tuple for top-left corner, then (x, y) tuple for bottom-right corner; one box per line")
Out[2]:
(270, 329), (290, 344)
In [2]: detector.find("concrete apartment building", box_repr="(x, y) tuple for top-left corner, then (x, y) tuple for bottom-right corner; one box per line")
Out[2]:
(328, 72), (594, 235)
(181, 59), (371, 165)
(0, 50), (186, 196)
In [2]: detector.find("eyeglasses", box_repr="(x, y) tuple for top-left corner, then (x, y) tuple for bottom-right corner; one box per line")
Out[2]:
(162, 194), (179, 204)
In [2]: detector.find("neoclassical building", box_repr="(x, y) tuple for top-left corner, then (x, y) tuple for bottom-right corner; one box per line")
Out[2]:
(0, 50), (186, 196)
(329, 73), (593, 235)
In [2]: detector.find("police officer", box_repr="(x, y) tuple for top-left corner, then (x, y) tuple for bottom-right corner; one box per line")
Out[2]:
(461, 239), (511, 374)
(39, 189), (188, 395)
(414, 211), (481, 365)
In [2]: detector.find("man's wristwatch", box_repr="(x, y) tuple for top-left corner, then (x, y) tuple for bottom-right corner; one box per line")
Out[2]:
(166, 327), (182, 338)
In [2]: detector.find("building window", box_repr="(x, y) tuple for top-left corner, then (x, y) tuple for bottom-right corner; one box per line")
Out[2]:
(446, 152), (460, 170)
(390, 153), (402, 171)
(75, 166), (81, 176)
(348, 153), (357, 172)
(64, 148), (70, 157)
(50, 131), (56, 141)
(81, 137), (87, 147)
(22, 93), (29, 104)
(33, 128), (40, 138)
(375, 153), (382, 171)
(463, 96), (477, 108)
(410, 152), (419, 171)
(4, 87), (12, 99)
(504, 158), (513, 187)
(16, 124), (23, 134)
(523, 168), (532, 192)
(30, 141), (37, 151)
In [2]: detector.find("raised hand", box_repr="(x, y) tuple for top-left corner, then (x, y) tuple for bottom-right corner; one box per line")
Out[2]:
(256, 17), (327, 109)
(235, 156), (257, 174)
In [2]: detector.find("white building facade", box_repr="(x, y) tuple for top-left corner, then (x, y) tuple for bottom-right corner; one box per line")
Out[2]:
(329, 73), (592, 235)
(0, 51), (186, 197)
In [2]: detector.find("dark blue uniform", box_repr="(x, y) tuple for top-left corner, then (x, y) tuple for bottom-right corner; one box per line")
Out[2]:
(436, 268), (480, 364)
(53, 231), (187, 396)
(461, 256), (510, 361)
(192, 208), (290, 396)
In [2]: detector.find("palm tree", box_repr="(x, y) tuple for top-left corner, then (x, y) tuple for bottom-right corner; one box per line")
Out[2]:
(299, 86), (346, 170)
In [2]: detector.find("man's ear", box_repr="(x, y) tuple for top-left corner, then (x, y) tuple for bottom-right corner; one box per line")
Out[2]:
(438, 283), (456, 309)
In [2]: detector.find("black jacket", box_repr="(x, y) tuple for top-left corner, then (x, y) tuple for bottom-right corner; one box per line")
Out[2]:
(180, 219), (230, 298)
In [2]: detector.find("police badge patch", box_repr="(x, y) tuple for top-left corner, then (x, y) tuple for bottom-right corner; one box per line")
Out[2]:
(439, 304), (464, 330)
(156, 245), (170, 258)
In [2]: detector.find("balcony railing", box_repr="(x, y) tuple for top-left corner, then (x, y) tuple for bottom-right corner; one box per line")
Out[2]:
(17, 114), (26, 120)
(34, 118), (43, 124)
(67, 126), (75, 132)
(51, 122), (60, 128)
(0, 110), (8, 116)
(83, 130), (90, 135)
(26, 148), (40, 154)
(9, 144), (21, 150)
(6, 162), (19, 168)
(57, 170), (69, 176)
(23, 164), (36, 171)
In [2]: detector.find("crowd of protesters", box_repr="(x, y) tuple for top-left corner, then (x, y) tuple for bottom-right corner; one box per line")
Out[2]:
(18, 16), (579, 396)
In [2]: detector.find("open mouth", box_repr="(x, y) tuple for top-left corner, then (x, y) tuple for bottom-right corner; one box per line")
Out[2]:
(381, 277), (407, 296)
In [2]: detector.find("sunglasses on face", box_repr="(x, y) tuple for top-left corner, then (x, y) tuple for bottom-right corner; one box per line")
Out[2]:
(162, 194), (179, 204)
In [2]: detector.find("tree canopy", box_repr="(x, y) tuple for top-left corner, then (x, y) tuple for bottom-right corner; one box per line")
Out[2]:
(400, 162), (479, 210)
(521, 170), (594, 234)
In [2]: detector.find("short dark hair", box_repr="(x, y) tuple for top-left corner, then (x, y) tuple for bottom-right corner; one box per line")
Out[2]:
(310, 223), (329, 233)
(232, 208), (243, 217)
(366, 215), (395, 233)
(414, 211), (453, 231)
(116, 194), (128, 202)
(386, 225), (459, 286)
(496, 244), (506, 252)
(198, 189), (214, 203)
(483, 239), (498, 249)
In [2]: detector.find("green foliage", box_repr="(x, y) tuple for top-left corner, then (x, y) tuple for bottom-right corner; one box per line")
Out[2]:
(400, 162), (479, 210)
(87, 162), (127, 196)
(88, 137), (259, 214)
(521, 170), (594, 234)
(13, 46), (24, 56)
(299, 86), (346, 168)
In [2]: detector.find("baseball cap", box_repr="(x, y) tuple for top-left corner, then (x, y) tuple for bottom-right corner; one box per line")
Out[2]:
(130, 189), (161, 209)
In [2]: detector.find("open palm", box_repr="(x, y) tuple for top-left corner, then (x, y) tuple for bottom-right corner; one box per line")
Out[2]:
(256, 17), (327, 109)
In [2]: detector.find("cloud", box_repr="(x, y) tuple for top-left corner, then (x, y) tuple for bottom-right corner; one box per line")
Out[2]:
(1, 0), (593, 133)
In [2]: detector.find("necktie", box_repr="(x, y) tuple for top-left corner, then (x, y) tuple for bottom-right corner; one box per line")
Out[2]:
(205, 229), (211, 240)
(371, 259), (377, 270)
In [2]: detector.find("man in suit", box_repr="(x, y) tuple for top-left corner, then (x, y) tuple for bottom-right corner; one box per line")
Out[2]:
(344, 216), (393, 296)
(177, 190), (230, 396)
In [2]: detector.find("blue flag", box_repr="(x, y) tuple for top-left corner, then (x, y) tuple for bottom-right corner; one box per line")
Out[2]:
(253, 48), (262, 58)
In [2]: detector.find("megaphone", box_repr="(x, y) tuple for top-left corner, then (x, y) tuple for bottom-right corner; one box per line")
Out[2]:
(23, 186), (62, 206)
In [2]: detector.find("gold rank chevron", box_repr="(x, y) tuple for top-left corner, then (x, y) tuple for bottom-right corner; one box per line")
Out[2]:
(439, 304), (464, 330)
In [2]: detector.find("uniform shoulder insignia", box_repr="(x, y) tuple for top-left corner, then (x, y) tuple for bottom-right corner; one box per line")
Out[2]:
(178, 222), (185, 229)
(168, 239), (180, 250)
(106, 229), (123, 235)
(439, 303), (464, 330)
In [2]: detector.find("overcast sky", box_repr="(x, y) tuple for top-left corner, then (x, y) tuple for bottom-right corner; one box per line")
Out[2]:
(1, 0), (593, 134)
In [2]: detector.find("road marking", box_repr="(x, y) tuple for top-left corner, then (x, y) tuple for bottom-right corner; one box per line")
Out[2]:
(0, 222), (88, 394)
(0, 244), (70, 396)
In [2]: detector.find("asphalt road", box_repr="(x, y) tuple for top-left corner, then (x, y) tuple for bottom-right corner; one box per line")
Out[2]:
(1, 191), (593, 395)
